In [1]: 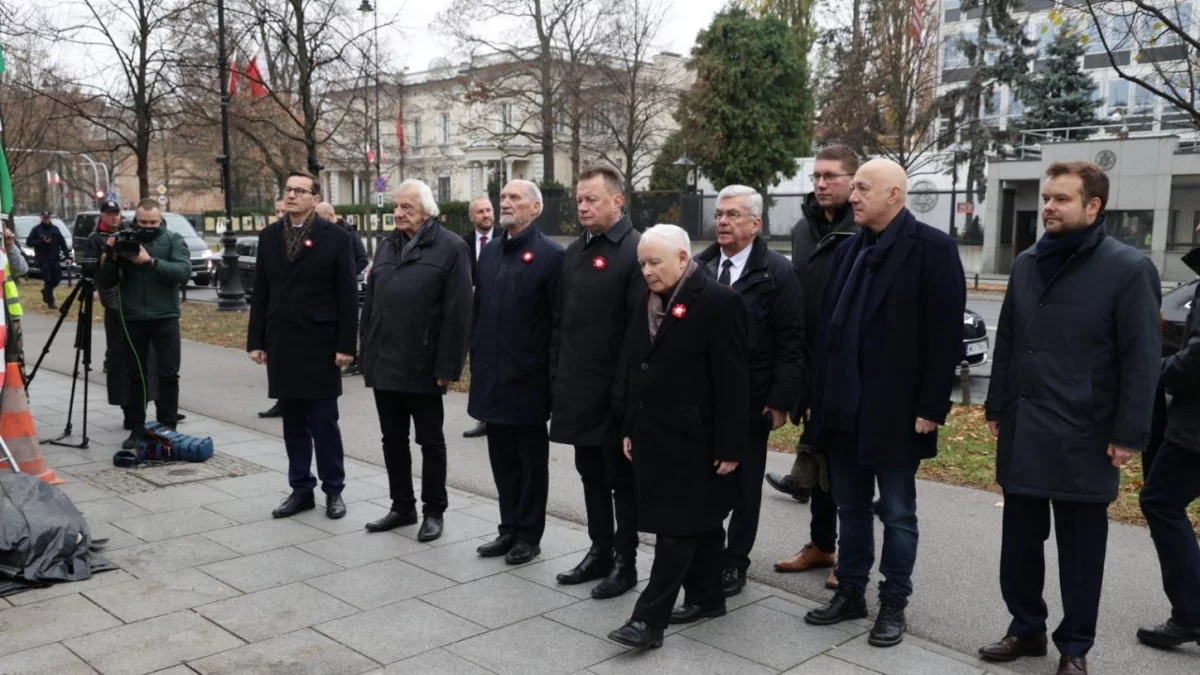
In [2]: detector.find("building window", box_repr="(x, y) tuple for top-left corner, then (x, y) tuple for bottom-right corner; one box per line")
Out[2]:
(410, 117), (422, 148)
(1105, 210), (1154, 250)
(944, 0), (961, 10)
(1106, 80), (1130, 116)
(1008, 90), (1024, 119)
(1033, 21), (1055, 56)
(499, 103), (513, 132)
(439, 112), (451, 144)
(1131, 81), (1156, 114)
(983, 89), (1002, 119)
(438, 176), (451, 202)
(943, 39), (967, 69)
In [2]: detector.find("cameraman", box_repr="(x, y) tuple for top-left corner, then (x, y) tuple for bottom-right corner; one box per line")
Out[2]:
(95, 199), (191, 449)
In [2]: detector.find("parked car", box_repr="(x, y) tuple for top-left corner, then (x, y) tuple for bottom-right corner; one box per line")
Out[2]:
(963, 309), (989, 367)
(233, 235), (367, 303)
(1162, 278), (1198, 356)
(72, 210), (215, 286)
(10, 214), (76, 279)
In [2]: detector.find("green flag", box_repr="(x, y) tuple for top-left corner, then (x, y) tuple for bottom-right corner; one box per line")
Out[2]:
(0, 41), (13, 215)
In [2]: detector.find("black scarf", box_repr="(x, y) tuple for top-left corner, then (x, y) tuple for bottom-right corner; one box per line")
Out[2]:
(1034, 217), (1104, 287)
(821, 209), (908, 433)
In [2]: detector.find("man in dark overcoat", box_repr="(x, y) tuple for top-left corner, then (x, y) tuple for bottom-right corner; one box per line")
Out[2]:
(771, 145), (859, 588)
(462, 196), (496, 439)
(694, 184), (805, 598)
(981, 161), (1161, 675)
(606, 224), (748, 649)
(359, 179), (472, 543)
(469, 179), (564, 565)
(247, 172), (359, 521)
(551, 165), (645, 599)
(803, 159), (965, 649)
(1138, 238), (1200, 651)
(26, 212), (71, 309)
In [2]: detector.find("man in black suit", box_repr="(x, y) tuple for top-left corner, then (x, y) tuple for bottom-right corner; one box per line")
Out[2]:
(462, 196), (495, 439)
(606, 224), (749, 649)
(247, 172), (359, 520)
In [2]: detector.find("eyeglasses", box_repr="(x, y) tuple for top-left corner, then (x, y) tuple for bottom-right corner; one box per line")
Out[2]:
(283, 187), (313, 196)
(714, 210), (750, 221)
(810, 173), (852, 184)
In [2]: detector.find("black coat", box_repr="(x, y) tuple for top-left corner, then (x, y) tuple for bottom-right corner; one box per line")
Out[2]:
(26, 223), (70, 261)
(1161, 248), (1200, 455)
(618, 270), (749, 536)
(694, 237), (806, 414)
(338, 220), (369, 274)
(462, 230), (496, 285)
(549, 217), (644, 447)
(247, 216), (359, 400)
(360, 218), (473, 395)
(809, 208), (966, 466)
(791, 194), (856, 355)
(467, 226), (564, 425)
(987, 225), (1162, 502)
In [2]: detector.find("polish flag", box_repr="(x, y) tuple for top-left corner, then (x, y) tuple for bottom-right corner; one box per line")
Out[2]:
(245, 51), (268, 98)
(228, 52), (240, 97)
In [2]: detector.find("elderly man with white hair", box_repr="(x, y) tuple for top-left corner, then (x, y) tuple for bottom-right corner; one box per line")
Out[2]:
(694, 184), (806, 598)
(607, 224), (749, 649)
(469, 179), (565, 565)
(359, 179), (473, 542)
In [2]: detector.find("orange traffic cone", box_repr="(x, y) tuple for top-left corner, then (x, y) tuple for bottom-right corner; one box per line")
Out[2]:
(0, 362), (61, 484)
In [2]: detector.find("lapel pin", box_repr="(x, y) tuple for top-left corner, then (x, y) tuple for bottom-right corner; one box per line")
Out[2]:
(671, 303), (687, 319)
(592, 256), (607, 270)
(303, 239), (313, 248)
(521, 251), (534, 263)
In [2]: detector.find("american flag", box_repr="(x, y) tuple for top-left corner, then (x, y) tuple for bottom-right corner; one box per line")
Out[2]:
(911, 0), (929, 41)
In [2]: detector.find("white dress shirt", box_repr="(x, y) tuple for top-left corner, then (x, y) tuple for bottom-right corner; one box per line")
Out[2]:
(475, 229), (493, 260)
(719, 245), (753, 285)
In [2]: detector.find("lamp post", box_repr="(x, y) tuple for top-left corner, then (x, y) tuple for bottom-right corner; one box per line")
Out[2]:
(946, 142), (965, 240)
(359, 0), (383, 233)
(673, 155), (697, 193)
(215, 0), (248, 311)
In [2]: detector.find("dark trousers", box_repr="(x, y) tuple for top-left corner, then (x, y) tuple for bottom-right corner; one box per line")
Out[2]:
(373, 390), (448, 516)
(120, 318), (180, 428)
(280, 397), (346, 497)
(487, 424), (549, 545)
(1140, 440), (1200, 628)
(575, 444), (638, 557)
(828, 437), (919, 606)
(725, 421), (771, 570)
(632, 528), (725, 630)
(810, 482), (838, 554)
(39, 259), (62, 304)
(1000, 492), (1108, 657)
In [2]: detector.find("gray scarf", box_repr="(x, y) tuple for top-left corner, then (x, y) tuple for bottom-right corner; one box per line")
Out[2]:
(647, 259), (698, 340)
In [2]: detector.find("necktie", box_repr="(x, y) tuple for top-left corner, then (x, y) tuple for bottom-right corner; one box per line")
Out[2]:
(479, 235), (487, 257)
(718, 259), (733, 286)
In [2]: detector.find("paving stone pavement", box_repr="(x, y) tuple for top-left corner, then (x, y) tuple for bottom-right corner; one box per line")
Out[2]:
(0, 371), (1024, 675)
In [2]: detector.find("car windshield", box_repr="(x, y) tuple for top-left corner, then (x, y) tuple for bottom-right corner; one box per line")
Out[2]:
(12, 215), (71, 242)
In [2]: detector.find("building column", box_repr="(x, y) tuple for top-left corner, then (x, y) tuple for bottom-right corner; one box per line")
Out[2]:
(1152, 178), (1172, 274)
(982, 175), (1003, 274)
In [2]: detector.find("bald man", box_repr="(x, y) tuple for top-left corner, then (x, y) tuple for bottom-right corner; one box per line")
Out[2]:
(802, 159), (965, 648)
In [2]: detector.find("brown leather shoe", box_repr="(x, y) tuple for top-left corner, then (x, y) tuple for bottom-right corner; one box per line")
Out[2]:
(1057, 656), (1087, 675)
(978, 634), (1048, 662)
(774, 543), (836, 573)
(825, 567), (839, 590)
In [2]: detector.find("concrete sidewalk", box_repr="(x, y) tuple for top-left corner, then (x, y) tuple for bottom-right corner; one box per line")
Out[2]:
(0, 370), (1013, 675)
(15, 310), (1200, 674)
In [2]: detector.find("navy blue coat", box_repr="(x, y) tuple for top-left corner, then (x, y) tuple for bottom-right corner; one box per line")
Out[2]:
(468, 225), (565, 425)
(808, 208), (966, 466)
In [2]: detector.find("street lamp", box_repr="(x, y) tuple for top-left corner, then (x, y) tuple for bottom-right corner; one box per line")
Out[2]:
(215, 0), (248, 311)
(359, 0), (383, 233)
(673, 155), (697, 193)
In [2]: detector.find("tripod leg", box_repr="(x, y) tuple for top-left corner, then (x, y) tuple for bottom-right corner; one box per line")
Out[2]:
(26, 283), (83, 387)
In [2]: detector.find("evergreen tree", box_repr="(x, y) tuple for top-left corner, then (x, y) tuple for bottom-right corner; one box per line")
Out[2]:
(1016, 25), (1100, 140)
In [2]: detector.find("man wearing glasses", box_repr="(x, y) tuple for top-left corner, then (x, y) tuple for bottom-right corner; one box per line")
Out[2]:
(95, 199), (192, 450)
(247, 172), (359, 520)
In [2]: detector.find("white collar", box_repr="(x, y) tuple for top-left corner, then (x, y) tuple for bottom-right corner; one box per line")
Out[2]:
(720, 244), (752, 268)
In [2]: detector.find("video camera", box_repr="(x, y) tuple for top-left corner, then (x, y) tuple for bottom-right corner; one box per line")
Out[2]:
(112, 224), (159, 259)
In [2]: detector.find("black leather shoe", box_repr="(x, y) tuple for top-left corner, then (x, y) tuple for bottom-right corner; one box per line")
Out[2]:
(978, 633), (1048, 662)
(477, 534), (516, 557)
(607, 620), (663, 649)
(792, 486), (812, 503)
(272, 492), (316, 518)
(417, 516), (444, 542)
(258, 402), (283, 418)
(721, 567), (746, 597)
(592, 555), (637, 599)
(557, 546), (613, 585)
(868, 601), (906, 647)
(121, 431), (141, 450)
(365, 510), (418, 532)
(670, 603), (726, 625)
(1137, 620), (1200, 649)
(463, 421), (488, 438)
(505, 540), (540, 564)
(764, 471), (801, 496)
(341, 364), (362, 377)
(805, 586), (868, 626)
(326, 494), (346, 519)
(1057, 656), (1088, 675)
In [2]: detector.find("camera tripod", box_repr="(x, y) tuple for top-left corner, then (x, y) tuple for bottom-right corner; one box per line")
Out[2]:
(27, 277), (96, 449)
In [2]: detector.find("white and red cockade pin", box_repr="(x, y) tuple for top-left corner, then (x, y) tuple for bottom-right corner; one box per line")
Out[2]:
(671, 303), (687, 319)
(592, 256), (607, 270)
(303, 239), (313, 248)
(521, 251), (535, 263)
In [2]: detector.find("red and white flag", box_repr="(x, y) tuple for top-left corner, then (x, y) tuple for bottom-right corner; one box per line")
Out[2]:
(228, 52), (241, 97)
(244, 50), (268, 99)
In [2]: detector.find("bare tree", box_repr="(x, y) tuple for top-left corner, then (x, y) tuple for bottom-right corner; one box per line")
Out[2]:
(586, 0), (681, 194)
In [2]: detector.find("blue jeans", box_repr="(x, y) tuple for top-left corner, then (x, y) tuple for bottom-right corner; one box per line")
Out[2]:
(828, 435), (919, 606)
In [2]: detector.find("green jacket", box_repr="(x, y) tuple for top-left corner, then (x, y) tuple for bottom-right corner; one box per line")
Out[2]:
(95, 228), (191, 321)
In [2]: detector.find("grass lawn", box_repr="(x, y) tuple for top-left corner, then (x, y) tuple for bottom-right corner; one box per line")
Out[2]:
(770, 405), (1200, 535)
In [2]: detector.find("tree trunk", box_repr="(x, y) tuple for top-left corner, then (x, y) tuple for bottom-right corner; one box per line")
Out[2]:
(540, 52), (555, 182)
(292, 0), (321, 177)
